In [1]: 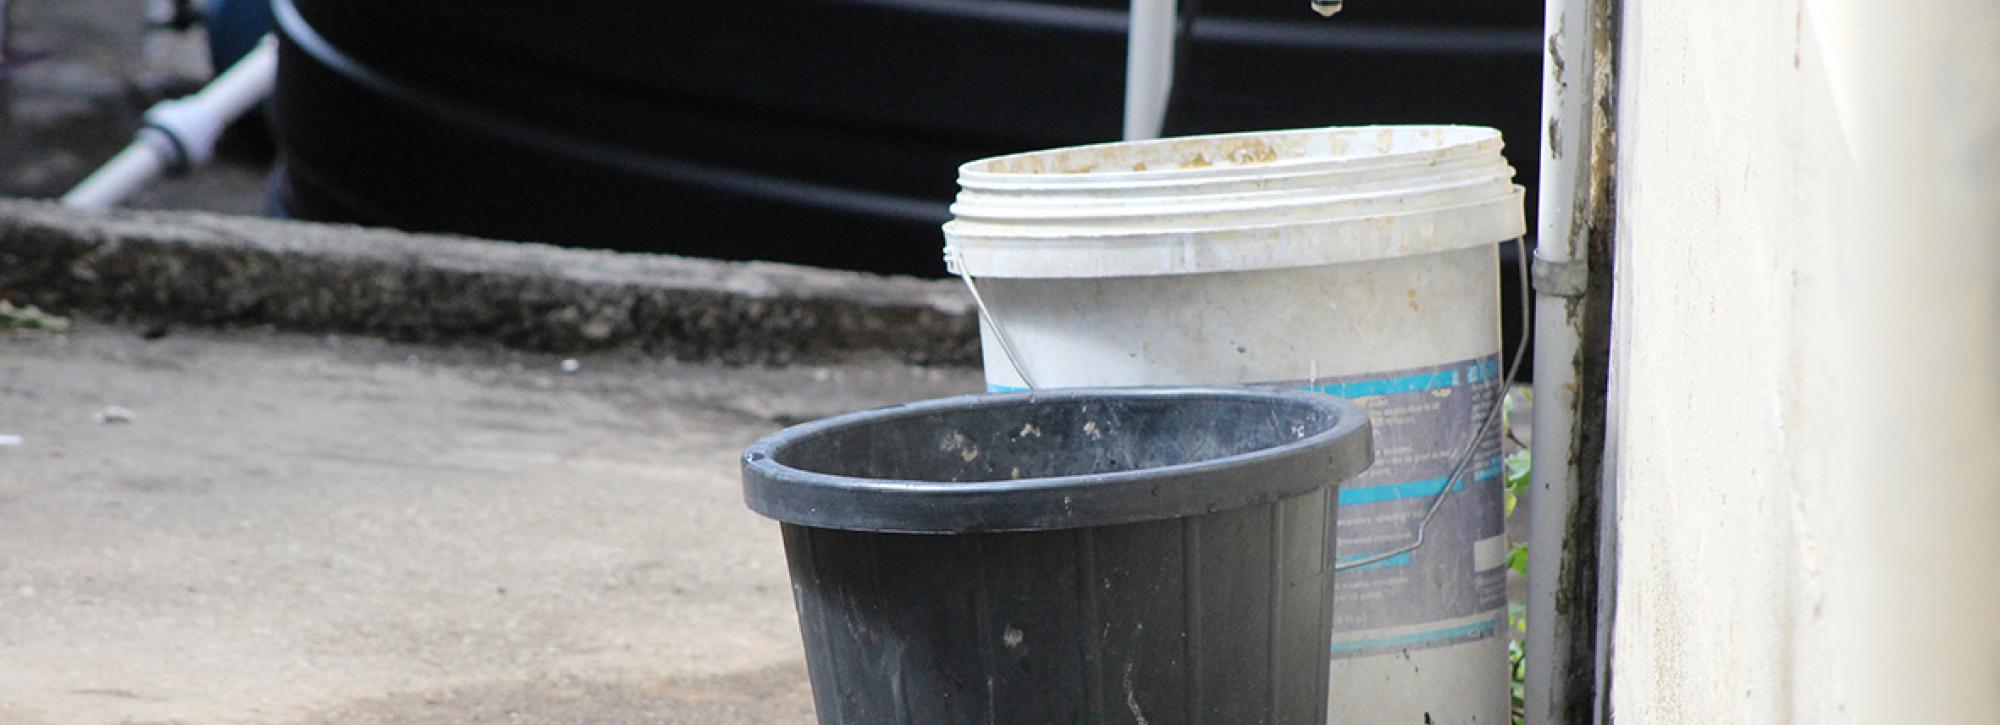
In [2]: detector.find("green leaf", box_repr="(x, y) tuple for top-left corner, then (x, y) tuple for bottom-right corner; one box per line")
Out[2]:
(1503, 449), (1531, 517)
(1509, 638), (1527, 725)
(1505, 449), (1532, 492)
(0, 301), (70, 333)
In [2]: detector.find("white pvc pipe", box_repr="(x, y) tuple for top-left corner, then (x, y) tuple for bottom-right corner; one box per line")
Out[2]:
(157, 35), (280, 162)
(1122, 0), (1175, 141)
(61, 131), (176, 210)
(1524, 0), (1605, 721)
(61, 36), (278, 209)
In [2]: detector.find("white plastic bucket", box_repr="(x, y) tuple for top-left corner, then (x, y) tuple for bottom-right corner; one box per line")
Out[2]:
(944, 125), (1523, 725)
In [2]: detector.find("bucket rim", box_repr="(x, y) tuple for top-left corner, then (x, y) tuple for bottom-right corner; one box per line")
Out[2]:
(941, 125), (1524, 279)
(740, 387), (1372, 534)
(957, 124), (1505, 183)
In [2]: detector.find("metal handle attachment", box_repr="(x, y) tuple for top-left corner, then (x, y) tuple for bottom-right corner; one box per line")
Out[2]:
(1333, 237), (1532, 571)
(945, 246), (1039, 391)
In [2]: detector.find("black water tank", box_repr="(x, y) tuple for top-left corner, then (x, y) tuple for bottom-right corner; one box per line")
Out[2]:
(269, 0), (1542, 277)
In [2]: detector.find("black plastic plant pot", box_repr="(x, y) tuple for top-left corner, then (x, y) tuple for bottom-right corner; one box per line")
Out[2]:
(741, 388), (1373, 724)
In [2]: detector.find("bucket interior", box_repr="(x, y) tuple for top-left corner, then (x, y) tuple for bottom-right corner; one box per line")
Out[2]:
(964, 125), (1499, 177)
(773, 394), (1341, 484)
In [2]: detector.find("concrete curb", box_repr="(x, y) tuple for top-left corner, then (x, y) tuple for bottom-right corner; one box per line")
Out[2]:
(0, 199), (979, 365)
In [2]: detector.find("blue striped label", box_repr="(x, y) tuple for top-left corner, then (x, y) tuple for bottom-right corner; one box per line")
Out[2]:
(1334, 551), (1414, 571)
(1336, 461), (1502, 506)
(1301, 358), (1499, 399)
(1330, 617), (1501, 656)
(1281, 354), (1510, 657)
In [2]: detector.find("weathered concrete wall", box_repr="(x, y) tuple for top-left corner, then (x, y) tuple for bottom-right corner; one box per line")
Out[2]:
(0, 200), (979, 365)
(1608, 1), (2000, 721)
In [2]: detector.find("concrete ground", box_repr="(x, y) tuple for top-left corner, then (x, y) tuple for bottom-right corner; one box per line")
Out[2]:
(0, 322), (982, 724)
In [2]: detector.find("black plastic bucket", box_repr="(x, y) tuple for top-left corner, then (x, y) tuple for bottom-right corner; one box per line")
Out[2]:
(741, 388), (1373, 724)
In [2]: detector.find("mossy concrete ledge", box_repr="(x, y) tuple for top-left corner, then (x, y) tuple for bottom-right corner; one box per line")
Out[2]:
(0, 199), (979, 365)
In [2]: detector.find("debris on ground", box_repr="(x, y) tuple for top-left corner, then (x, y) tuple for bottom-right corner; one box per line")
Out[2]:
(0, 300), (71, 333)
(92, 405), (135, 424)
(0, 434), (23, 447)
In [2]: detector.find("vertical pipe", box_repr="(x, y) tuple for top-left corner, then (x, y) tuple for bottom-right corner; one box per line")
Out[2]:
(1123, 0), (1175, 141)
(1527, 0), (1616, 721)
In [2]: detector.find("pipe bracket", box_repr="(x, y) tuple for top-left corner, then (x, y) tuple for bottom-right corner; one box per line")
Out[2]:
(1531, 254), (1589, 297)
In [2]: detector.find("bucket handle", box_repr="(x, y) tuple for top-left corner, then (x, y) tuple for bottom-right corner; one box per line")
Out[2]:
(1332, 236), (1532, 571)
(945, 246), (1040, 390)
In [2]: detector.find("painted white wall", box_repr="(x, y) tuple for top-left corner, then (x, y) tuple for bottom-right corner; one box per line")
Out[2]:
(1607, 0), (1999, 722)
